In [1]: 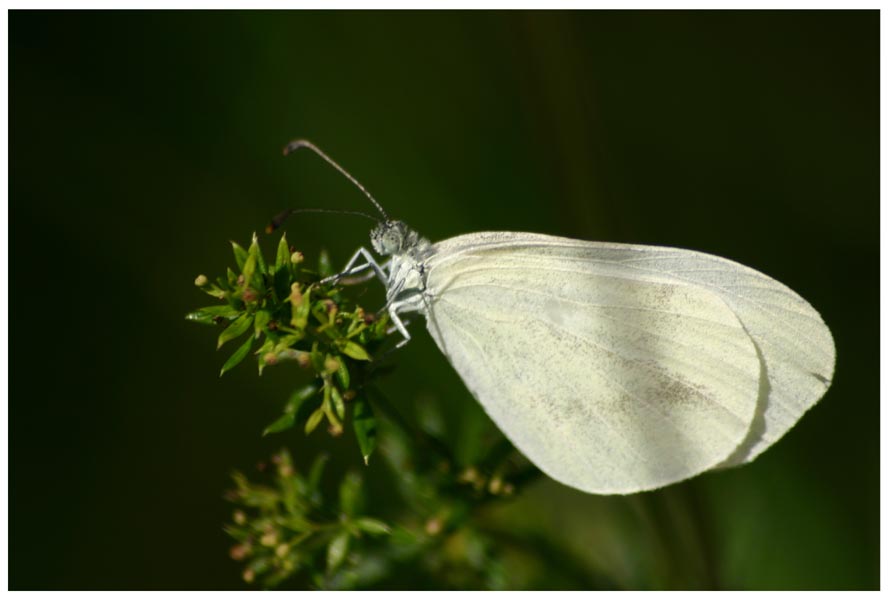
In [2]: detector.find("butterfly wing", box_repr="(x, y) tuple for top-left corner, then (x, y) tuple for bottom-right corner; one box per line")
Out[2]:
(422, 232), (834, 494)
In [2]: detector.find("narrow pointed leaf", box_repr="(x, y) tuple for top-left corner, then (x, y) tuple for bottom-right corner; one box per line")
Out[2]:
(231, 241), (248, 271)
(309, 344), (325, 372)
(186, 305), (239, 325)
(275, 234), (290, 271)
(326, 531), (349, 573)
(256, 338), (275, 375)
(242, 253), (257, 290)
(307, 453), (329, 494)
(318, 249), (334, 278)
(220, 334), (254, 376)
(305, 406), (325, 434)
(353, 396), (377, 465)
(335, 361), (350, 389)
(226, 267), (238, 288)
(262, 412), (295, 436)
(195, 305), (240, 318)
(321, 384), (341, 429)
(291, 285), (312, 329)
(353, 518), (391, 536)
(331, 386), (345, 420)
(273, 238), (292, 301)
(338, 471), (363, 517)
(185, 312), (217, 326)
(249, 232), (268, 275)
(218, 313), (253, 348)
(286, 385), (319, 414)
(254, 310), (271, 338)
(338, 340), (371, 361)
(199, 285), (227, 300)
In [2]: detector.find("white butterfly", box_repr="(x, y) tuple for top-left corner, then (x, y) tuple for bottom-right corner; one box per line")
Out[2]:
(282, 140), (836, 495)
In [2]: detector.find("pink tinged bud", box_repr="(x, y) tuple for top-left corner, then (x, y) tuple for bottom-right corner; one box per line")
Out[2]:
(425, 518), (443, 536)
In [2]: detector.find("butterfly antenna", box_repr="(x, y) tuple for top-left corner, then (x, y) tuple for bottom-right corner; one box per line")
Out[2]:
(283, 139), (389, 221)
(266, 207), (380, 234)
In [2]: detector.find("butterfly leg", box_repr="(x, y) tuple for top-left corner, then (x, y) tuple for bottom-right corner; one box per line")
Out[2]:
(382, 289), (429, 355)
(386, 301), (413, 350)
(320, 247), (389, 285)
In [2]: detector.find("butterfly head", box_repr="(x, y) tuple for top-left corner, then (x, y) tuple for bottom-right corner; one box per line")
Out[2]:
(371, 220), (410, 256)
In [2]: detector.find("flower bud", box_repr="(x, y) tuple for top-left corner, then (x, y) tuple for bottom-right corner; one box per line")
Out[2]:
(425, 517), (443, 536)
(229, 544), (249, 561)
(289, 283), (302, 305)
(260, 531), (278, 547)
(290, 251), (304, 264)
(194, 274), (209, 287)
(324, 357), (340, 374)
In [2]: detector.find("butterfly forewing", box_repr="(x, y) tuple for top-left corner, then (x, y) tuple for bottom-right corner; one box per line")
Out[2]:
(424, 233), (767, 494)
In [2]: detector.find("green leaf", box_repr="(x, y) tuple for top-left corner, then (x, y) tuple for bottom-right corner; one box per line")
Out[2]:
(254, 310), (271, 338)
(242, 253), (257, 290)
(307, 453), (329, 495)
(331, 386), (345, 420)
(318, 249), (334, 278)
(273, 235), (292, 301)
(185, 304), (240, 325)
(353, 518), (391, 536)
(291, 285), (312, 329)
(326, 531), (350, 573)
(338, 339), (371, 361)
(262, 412), (295, 436)
(305, 406), (325, 434)
(275, 234), (290, 271)
(199, 285), (227, 300)
(309, 344), (325, 372)
(231, 241), (248, 271)
(195, 305), (240, 317)
(255, 338), (274, 375)
(273, 334), (303, 353)
(218, 313), (254, 349)
(220, 334), (254, 376)
(249, 232), (268, 276)
(335, 361), (350, 389)
(184, 312), (217, 326)
(339, 471), (363, 517)
(352, 396), (377, 465)
(286, 385), (318, 415)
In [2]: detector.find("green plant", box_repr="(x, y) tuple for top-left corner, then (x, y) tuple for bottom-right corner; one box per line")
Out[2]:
(188, 233), (561, 590)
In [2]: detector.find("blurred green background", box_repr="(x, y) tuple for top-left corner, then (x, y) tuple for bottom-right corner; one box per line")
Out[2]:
(10, 10), (878, 590)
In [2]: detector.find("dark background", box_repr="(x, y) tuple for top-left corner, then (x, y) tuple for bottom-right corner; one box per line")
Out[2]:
(10, 10), (878, 590)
